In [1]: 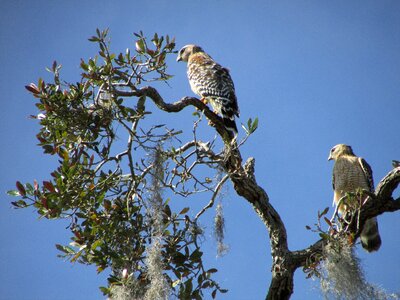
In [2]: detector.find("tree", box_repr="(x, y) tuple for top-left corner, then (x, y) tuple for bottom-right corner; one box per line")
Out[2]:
(10, 29), (400, 299)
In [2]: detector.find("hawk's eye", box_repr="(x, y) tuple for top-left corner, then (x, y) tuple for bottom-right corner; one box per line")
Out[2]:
(331, 148), (335, 153)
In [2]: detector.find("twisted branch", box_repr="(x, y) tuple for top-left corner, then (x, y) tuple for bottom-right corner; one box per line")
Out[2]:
(116, 86), (400, 300)
(114, 86), (232, 140)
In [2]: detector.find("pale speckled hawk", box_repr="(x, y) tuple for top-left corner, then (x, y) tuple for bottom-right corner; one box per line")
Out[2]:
(328, 144), (381, 252)
(177, 45), (240, 135)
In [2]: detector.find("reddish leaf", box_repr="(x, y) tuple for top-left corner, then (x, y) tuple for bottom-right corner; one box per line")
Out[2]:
(16, 181), (26, 197)
(41, 196), (48, 209)
(103, 199), (111, 210)
(25, 83), (39, 94)
(146, 49), (155, 56)
(43, 181), (55, 193)
(43, 103), (51, 112)
(34, 180), (39, 191)
(179, 207), (190, 215)
(324, 217), (332, 227)
(52, 60), (57, 72)
(36, 134), (46, 143)
(89, 154), (94, 166)
(73, 231), (82, 239)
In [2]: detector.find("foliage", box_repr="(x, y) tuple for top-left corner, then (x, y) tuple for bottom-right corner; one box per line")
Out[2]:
(9, 29), (236, 299)
(11, 27), (398, 300)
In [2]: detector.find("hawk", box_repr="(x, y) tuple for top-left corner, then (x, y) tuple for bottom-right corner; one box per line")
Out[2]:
(177, 45), (240, 135)
(328, 144), (381, 252)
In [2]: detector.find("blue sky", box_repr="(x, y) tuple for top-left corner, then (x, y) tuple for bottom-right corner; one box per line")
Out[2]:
(1, 1), (399, 299)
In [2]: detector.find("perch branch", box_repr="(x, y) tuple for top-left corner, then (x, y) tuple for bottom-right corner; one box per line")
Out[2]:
(115, 84), (400, 299)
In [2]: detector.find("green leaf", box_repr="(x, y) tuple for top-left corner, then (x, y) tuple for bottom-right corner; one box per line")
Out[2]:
(56, 244), (75, 254)
(152, 32), (159, 45)
(91, 239), (103, 250)
(185, 279), (193, 294)
(80, 59), (88, 71)
(71, 251), (82, 263)
(190, 249), (203, 262)
(99, 286), (110, 296)
(173, 252), (186, 265)
(172, 279), (180, 288)
(318, 207), (329, 218)
(11, 200), (28, 208)
(164, 205), (172, 218)
(247, 117), (252, 129)
(135, 39), (145, 53)
(7, 190), (20, 197)
(319, 233), (330, 240)
(42, 145), (54, 154)
(250, 117), (259, 133)
(25, 183), (34, 194)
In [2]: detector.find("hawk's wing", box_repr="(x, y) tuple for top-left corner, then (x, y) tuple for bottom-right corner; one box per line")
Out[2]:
(358, 157), (374, 192)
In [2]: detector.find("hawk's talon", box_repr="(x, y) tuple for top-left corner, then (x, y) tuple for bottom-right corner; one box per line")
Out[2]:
(201, 97), (209, 105)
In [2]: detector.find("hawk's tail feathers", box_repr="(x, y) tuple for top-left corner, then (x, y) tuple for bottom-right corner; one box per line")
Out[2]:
(360, 217), (381, 252)
(222, 116), (238, 135)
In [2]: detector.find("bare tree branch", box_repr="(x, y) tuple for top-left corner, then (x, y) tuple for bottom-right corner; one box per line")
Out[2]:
(121, 85), (400, 299)
(195, 174), (229, 222)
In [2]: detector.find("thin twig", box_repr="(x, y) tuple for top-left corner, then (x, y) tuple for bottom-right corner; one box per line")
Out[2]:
(330, 194), (347, 224)
(194, 174), (229, 222)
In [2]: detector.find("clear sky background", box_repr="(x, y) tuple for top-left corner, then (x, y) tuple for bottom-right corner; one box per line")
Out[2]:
(1, 1), (399, 299)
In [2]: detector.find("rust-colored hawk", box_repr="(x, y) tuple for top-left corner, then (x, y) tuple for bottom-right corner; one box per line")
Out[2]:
(328, 144), (381, 252)
(177, 45), (240, 135)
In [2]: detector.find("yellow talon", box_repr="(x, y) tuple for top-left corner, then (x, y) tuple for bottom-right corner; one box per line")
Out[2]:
(201, 97), (209, 105)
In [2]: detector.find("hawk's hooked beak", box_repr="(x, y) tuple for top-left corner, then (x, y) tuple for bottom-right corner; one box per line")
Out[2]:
(176, 56), (182, 62)
(328, 154), (333, 161)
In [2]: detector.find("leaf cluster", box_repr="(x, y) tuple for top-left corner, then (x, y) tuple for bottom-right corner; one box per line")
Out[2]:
(11, 29), (228, 299)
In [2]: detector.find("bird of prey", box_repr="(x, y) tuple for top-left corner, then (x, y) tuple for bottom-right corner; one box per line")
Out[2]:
(328, 144), (381, 252)
(177, 44), (239, 135)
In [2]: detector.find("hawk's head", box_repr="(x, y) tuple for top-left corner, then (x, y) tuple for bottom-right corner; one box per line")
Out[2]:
(177, 44), (204, 62)
(328, 144), (355, 161)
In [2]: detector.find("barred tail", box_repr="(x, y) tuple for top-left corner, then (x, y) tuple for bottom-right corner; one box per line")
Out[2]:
(360, 217), (381, 252)
(223, 116), (238, 135)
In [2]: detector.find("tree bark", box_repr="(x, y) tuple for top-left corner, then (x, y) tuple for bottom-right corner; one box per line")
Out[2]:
(119, 87), (400, 299)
